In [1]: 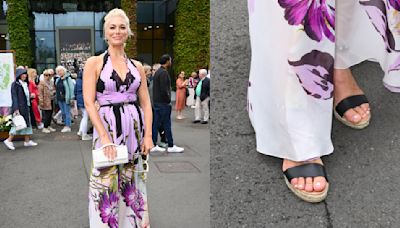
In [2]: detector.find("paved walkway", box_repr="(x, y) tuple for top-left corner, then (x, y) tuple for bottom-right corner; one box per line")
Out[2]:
(0, 105), (209, 228)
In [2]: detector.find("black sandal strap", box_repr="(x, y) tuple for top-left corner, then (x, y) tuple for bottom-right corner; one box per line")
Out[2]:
(283, 163), (328, 182)
(335, 95), (369, 117)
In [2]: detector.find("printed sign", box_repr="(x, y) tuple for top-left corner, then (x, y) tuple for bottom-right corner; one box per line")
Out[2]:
(0, 51), (15, 107)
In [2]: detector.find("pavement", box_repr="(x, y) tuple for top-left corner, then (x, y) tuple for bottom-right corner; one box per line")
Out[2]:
(0, 105), (210, 228)
(211, 1), (400, 227)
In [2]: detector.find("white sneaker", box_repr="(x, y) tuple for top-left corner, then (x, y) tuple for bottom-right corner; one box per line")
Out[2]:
(37, 123), (44, 129)
(150, 145), (166, 153)
(167, 145), (184, 153)
(3, 140), (15, 150)
(81, 134), (93, 141)
(42, 128), (51, 133)
(24, 140), (38, 147)
(48, 127), (56, 132)
(77, 131), (82, 136)
(61, 126), (71, 133)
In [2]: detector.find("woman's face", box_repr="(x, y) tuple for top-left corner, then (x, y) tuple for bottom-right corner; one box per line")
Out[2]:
(20, 73), (27, 81)
(57, 69), (64, 77)
(44, 72), (51, 81)
(179, 72), (185, 78)
(105, 16), (129, 46)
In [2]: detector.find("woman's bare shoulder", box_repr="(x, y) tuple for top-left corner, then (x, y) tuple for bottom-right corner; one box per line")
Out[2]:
(86, 54), (104, 65)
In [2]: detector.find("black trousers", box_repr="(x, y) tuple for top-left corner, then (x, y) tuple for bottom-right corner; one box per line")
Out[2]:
(42, 109), (53, 128)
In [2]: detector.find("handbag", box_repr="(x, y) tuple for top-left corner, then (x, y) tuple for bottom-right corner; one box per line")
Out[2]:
(92, 143), (129, 169)
(12, 114), (27, 131)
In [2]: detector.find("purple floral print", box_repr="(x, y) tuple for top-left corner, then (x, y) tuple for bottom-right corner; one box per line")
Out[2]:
(278, 0), (335, 42)
(388, 0), (400, 11)
(122, 183), (145, 220)
(99, 191), (119, 228)
(360, 0), (397, 52)
(288, 50), (334, 99)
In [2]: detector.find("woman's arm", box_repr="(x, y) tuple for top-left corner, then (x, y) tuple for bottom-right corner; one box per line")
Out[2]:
(135, 60), (153, 155)
(83, 56), (116, 160)
(176, 78), (186, 89)
(38, 83), (44, 108)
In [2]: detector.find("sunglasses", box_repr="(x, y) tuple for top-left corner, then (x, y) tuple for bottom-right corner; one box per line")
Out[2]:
(133, 154), (149, 173)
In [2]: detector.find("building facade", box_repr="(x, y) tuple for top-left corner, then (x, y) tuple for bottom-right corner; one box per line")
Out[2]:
(1, 0), (176, 73)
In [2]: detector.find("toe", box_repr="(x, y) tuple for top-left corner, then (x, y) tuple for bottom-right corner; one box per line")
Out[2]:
(291, 178), (299, 189)
(313, 176), (327, 192)
(297, 177), (305, 190)
(354, 106), (367, 118)
(305, 177), (313, 192)
(343, 109), (361, 124)
(361, 103), (370, 113)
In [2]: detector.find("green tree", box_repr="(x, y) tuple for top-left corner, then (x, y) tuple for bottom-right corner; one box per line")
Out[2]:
(173, 0), (210, 76)
(121, 0), (137, 58)
(6, 0), (33, 66)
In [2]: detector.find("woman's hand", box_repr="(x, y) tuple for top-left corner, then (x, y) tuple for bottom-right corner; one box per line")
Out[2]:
(101, 137), (117, 161)
(141, 136), (154, 155)
(13, 110), (20, 116)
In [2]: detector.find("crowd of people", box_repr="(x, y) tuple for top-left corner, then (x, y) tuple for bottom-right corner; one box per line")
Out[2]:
(2, 64), (92, 150)
(144, 55), (210, 153)
(2, 57), (210, 153)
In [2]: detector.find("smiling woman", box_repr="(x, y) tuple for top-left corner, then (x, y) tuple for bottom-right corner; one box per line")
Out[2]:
(83, 8), (153, 228)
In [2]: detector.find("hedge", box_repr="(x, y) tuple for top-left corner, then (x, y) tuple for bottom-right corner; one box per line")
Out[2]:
(121, 0), (137, 58)
(173, 0), (210, 77)
(6, 0), (33, 66)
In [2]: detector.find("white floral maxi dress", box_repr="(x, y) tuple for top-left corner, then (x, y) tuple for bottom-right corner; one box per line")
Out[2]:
(247, 0), (400, 161)
(89, 52), (150, 228)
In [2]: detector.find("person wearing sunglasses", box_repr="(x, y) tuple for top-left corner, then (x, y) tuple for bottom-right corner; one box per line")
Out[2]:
(38, 69), (56, 133)
(247, 0), (399, 203)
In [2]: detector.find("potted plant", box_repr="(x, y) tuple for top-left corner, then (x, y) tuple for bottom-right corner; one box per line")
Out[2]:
(0, 114), (12, 141)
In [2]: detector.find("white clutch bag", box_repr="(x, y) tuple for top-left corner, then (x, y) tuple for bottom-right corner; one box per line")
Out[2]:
(92, 143), (129, 169)
(12, 114), (27, 131)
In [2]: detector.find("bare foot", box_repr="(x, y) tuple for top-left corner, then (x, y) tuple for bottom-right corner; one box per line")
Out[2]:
(282, 158), (327, 192)
(334, 68), (370, 124)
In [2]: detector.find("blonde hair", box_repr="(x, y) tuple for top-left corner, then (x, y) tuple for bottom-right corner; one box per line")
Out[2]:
(103, 8), (133, 40)
(27, 68), (37, 81)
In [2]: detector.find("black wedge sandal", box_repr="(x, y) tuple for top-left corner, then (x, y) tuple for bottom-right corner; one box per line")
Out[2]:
(283, 163), (329, 203)
(334, 94), (370, 129)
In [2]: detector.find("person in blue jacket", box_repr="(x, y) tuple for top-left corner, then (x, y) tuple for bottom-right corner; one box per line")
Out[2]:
(55, 65), (75, 133)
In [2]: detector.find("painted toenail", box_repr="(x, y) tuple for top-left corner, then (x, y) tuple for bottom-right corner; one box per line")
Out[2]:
(315, 182), (321, 186)
(294, 185), (298, 188)
(353, 115), (360, 120)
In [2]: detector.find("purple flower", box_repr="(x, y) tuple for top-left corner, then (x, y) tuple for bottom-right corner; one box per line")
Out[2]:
(288, 50), (334, 100)
(388, 0), (400, 11)
(99, 191), (119, 228)
(360, 0), (397, 52)
(122, 183), (145, 220)
(278, 0), (335, 42)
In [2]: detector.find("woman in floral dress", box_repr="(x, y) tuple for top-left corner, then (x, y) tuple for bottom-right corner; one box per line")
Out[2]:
(83, 8), (153, 227)
(247, 0), (400, 202)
